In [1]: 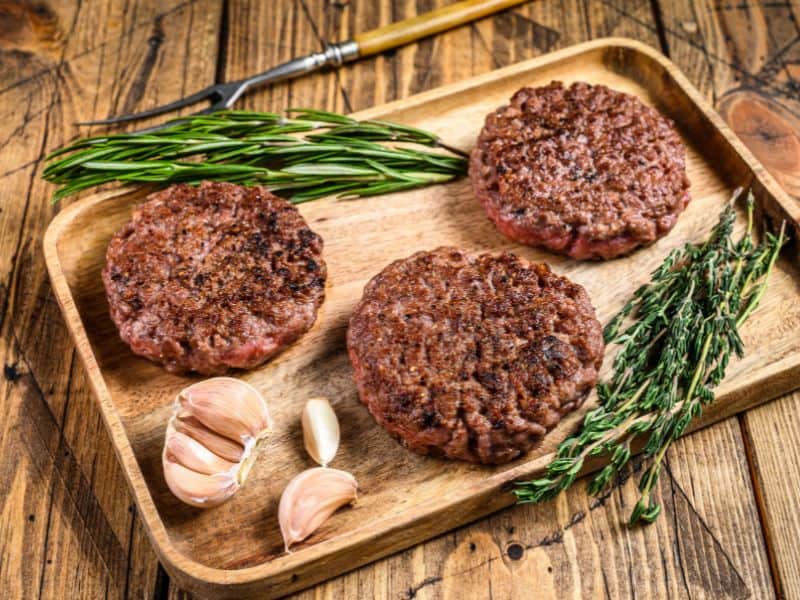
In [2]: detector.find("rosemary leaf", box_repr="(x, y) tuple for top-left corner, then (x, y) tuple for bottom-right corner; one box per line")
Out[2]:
(43, 109), (468, 203)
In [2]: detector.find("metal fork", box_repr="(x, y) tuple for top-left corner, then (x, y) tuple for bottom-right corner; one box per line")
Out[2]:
(76, 42), (359, 126)
(78, 0), (529, 126)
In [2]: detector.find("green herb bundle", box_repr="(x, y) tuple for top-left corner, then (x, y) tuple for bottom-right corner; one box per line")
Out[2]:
(514, 190), (786, 525)
(43, 109), (468, 203)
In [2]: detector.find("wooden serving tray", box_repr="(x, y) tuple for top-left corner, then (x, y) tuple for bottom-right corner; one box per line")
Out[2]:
(44, 38), (800, 598)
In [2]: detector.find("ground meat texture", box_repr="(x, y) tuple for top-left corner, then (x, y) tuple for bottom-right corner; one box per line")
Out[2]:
(346, 247), (604, 464)
(470, 81), (691, 260)
(102, 181), (326, 375)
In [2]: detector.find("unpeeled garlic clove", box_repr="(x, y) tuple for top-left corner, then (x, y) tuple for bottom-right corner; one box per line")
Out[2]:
(178, 377), (273, 444)
(164, 428), (238, 476)
(163, 458), (239, 508)
(163, 377), (272, 508)
(302, 397), (340, 467)
(173, 411), (246, 464)
(278, 467), (357, 551)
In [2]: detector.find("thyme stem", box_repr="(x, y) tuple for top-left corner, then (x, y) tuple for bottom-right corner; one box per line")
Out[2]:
(514, 189), (787, 525)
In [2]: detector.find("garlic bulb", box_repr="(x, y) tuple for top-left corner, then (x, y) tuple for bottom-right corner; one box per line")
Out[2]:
(162, 377), (272, 508)
(278, 467), (357, 551)
(301, 397), (340, 467)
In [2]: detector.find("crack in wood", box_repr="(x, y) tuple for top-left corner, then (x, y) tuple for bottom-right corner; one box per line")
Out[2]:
(738, 414), (785, 598)
(666, 462), (751, 599)
(403, 575), (443, 599)
(470, 22), (503, 70)
(0, 158), (41, 181)
(601, 568), (612, 599)
(648, 0), (670, 55)
(493, 11), (561, 54)
(296, 0), (353, 112)
(117, 15), (166, 118)
(4, 327), (130, 592)
(215, 0), (229, 83)
(399, 455), (752, 599)
(0, 97), (58, 158)
(1, 97), (55, 345)
(0, 0), (200, 99)
(600, 0), (800, 115)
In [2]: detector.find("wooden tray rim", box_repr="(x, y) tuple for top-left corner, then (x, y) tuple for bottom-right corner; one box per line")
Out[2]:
(42, 37), (800, 595)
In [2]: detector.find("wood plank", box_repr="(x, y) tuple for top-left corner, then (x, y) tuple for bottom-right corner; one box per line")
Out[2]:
(0, 336), (54, 598)
(0, 0), (222, 597)
(135, 0), (774, 597)
(657, 0), (800, 195)
(656, 0), (800, 596)
(0, 0), (788, 597)
(742, 393), (800, 600)
(290, 2), (769, 597)
(287, 416), (772, 600)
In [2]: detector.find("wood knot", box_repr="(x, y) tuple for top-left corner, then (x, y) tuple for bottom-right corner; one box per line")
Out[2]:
(718, 91), (800, 197)
(506, 542), (524, 561)
(0, 1), (63, 55)
(3, 362), (22, 382)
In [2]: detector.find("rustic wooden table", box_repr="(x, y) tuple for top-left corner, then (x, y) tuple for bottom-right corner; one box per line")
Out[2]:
(1, 1), (799, 598)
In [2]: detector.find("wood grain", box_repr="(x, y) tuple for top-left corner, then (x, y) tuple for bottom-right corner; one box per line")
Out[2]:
(212, 1), (788, 598)
(0, 0), (221, 597)
(1, 1), (799, 599)
(656, 1), (800, 595)
(198, 2), (793, 597)
(742, 393), (800, 600)
(44, 38), (800, 598)
(282, 416), (773, 600)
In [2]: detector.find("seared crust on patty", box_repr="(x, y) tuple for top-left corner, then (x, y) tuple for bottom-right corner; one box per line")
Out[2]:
(470, 81), (691, 260)
(347, 247), (604, 464)
(102, 181), (326, 375)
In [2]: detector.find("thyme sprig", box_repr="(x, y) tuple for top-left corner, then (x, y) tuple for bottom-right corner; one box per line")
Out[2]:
(43, 109), (468, 203)
(514, 190), (786, 525)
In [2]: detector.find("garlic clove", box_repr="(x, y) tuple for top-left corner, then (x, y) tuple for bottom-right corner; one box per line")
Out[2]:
(302, 397), (340, 467)
(173, 411), (245, 463)
(178, 377), (273, 444)
(278, 467), (357, 551)
(163, 377), (272, 508)
(163, 458), (239, 508)
(165, 428), (238, 476)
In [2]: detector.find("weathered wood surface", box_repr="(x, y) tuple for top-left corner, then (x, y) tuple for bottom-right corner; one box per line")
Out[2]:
(0, 1), (798, 599)
(656, 2), (800, 598)
(0, 1), (222, 597)
(45, 36), (800, 597)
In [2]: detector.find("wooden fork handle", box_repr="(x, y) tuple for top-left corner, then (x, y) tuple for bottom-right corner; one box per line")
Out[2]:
(354, 0), (530, 57)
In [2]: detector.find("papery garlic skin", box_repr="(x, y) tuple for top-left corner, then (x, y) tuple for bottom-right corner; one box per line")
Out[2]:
(302, 397), (340, 467)
(173, 411), (246, 463)
(163, 459), (239, 508)
(164, 427), (238, 476)
(279, 467), (357, 551)
(162, 377), (272, 507)
(178, 377), (273, 443)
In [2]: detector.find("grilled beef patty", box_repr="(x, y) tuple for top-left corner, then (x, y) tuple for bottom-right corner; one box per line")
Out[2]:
(470, 81), (691, 260)
(347, 247), (604, 464)
(102, 181), (326, 375)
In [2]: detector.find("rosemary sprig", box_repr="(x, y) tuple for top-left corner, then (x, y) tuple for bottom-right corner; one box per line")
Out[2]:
(43, 109), (468, 203)
(514, 189), (786, 525)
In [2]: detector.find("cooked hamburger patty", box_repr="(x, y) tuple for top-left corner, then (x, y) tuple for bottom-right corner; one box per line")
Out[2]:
(102, 181), (326, 375)
(470, 81), (691, 260)
(347, 247), (604, 464)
